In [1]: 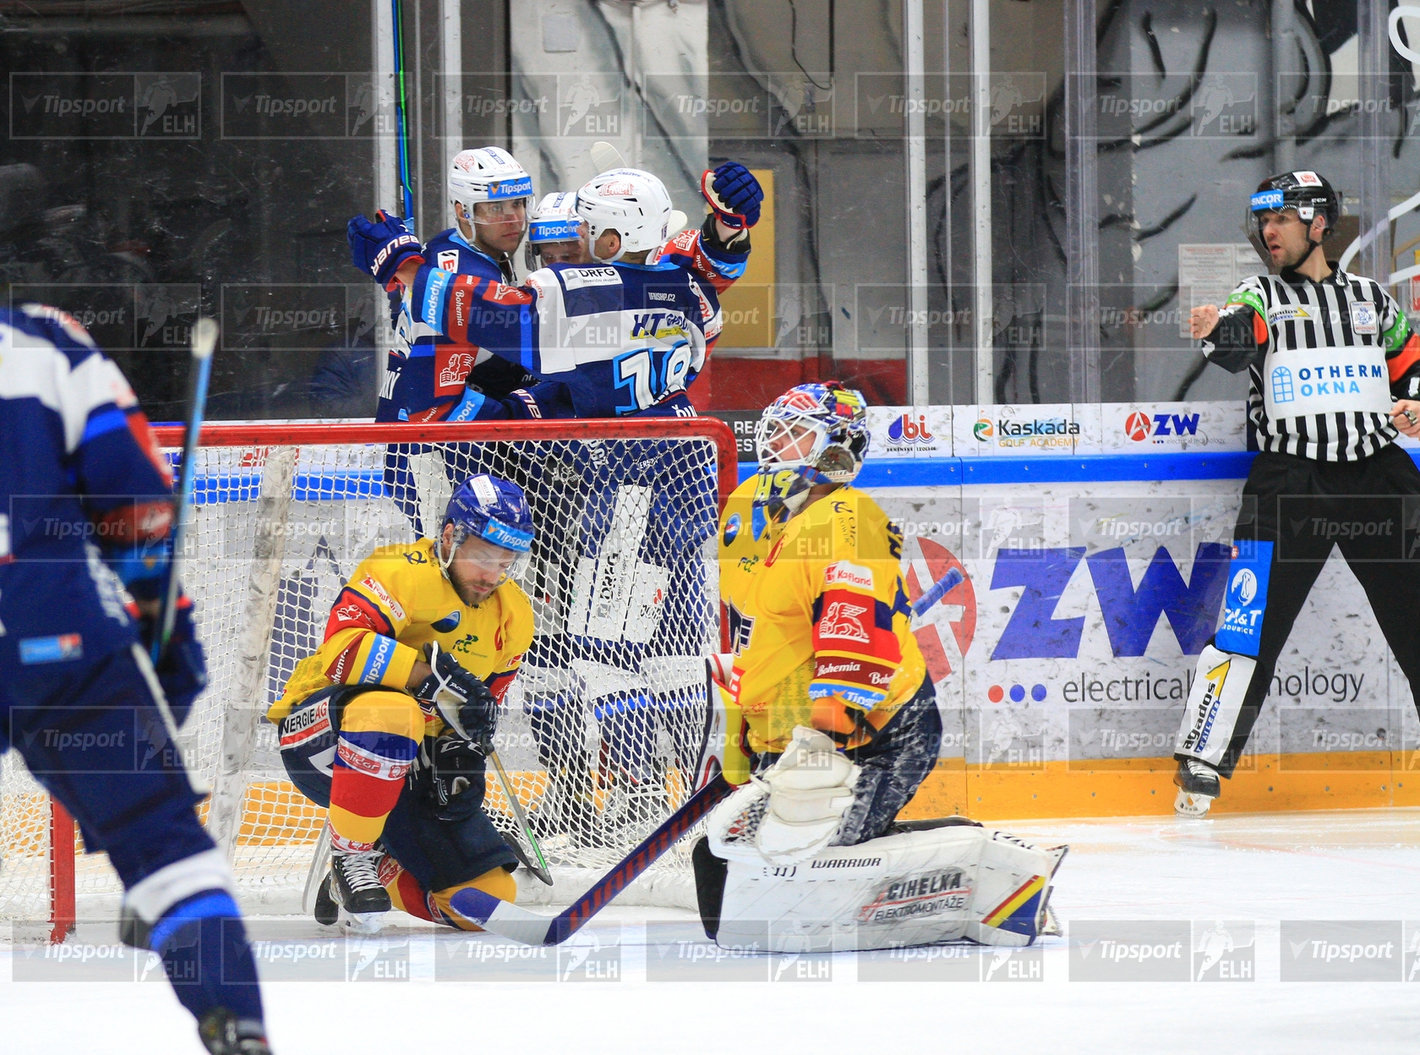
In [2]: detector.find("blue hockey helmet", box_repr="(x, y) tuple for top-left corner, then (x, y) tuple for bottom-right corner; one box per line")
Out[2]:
(439, 474), (535, 581)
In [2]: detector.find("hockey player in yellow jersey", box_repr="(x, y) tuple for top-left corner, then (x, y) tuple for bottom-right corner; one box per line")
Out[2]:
(695, 383), (1066, 954)
(270, 474), (535, 929)
(716, 381), (938, 843)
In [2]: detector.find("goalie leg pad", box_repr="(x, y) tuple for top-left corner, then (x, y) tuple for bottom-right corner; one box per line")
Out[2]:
(698, 823), (1067, 952)
(1174, 643), (1257, 770)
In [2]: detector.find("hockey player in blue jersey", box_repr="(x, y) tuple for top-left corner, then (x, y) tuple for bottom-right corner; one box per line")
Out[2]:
(0, 305), (270, 1055)
(376, 145), (539, 424)
(350, 162), (763, 422)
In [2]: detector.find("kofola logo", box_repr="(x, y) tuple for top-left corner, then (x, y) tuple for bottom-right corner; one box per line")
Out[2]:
(1125, 411), (1201, 443)
(887, 413), (934, 445)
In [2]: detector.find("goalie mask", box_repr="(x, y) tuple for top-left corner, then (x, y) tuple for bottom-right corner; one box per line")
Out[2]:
(439, 474), (534, 589)
(448, 146), (533, 227)
(575, 168), (687, 262)
(752, 382), (870, 526)
(1246, 170), (1340, 263)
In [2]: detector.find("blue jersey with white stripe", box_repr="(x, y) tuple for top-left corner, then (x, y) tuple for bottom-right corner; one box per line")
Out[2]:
(0, 306), (174, 672)
(407, 257), (722, 418)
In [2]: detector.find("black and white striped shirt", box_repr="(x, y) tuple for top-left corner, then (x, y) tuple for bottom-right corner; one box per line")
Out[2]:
(1203, 268), (1418, 462)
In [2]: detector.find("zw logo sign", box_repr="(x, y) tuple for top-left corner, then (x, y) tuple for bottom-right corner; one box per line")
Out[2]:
(1124, 412), (1200, 442)
(992, 543), (1231, 660)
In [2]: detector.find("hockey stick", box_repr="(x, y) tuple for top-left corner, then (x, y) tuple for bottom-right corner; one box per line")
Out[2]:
(390, 0), (415, 227)
(152, 317), (218, 667)
(301, 823), (332, 916)
(449, 774), (733, 945)
(589, 140), (625, 174)
(481, 738), (554, 886)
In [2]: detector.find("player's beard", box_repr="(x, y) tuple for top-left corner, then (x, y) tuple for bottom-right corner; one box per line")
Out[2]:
(450, 568), (499, 606)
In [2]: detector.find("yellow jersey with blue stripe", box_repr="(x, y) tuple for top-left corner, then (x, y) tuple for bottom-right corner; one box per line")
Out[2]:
(717, 477), (926, 753)
(268, 538), (533, 723)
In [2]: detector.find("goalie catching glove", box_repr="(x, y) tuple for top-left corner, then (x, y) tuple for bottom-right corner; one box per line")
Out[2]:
(416, 641), (497, 743)
(347, 210), (424, 290)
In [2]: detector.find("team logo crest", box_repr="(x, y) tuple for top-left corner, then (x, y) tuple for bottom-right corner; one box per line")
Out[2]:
(723, 513), (741, 545)
(1351, 301), (1377, 335)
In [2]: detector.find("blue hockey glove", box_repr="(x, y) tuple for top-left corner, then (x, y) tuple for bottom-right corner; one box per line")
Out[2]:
(701, 162), (763, 229)
(130, 598), (208, 726)
(348, 210), (424, 290)
(416, 641), (497, 742)
(421, 734), (488, 820)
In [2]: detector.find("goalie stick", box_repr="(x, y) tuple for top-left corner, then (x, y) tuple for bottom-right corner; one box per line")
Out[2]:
(420, 567), (967, 941)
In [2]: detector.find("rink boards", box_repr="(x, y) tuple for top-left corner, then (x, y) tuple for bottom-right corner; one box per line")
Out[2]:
(830, 429), (1420, 821)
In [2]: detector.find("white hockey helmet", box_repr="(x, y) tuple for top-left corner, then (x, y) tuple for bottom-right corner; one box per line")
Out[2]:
(575, 168), (687, 261)
(447, 146), (534, 213)
(526, 191), (586, 265)
(528, 191), (582, 244)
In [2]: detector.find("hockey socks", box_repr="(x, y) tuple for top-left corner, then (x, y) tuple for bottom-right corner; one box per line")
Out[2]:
(150, 892), (265, 1027)
(328, 698), (421, 848)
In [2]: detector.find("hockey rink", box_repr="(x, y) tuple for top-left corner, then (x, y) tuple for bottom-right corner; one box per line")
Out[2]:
(6, 807), (1420, 1054)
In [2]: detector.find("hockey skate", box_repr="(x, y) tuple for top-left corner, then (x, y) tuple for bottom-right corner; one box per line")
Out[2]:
(1173, 758), (1220, 818)
(198, 1009), (271, 1055)
(325, 848), (392, 918)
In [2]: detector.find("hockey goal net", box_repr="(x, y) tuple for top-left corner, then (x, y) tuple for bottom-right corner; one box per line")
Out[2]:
(0, 418), (736, 939)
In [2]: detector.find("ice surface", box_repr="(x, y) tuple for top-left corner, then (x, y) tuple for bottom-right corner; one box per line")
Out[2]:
(6, 808), (1420, 1054)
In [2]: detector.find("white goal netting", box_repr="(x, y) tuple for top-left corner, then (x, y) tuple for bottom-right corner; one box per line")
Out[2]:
(0, 419), (734, 931)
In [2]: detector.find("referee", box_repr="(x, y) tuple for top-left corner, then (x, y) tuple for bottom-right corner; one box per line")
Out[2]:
(1170, 170), (1420, 816)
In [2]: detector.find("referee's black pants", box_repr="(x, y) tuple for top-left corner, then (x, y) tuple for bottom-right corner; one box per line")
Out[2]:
(1216, 445), (1420, 776)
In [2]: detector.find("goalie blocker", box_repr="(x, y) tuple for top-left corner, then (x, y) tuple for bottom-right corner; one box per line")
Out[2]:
(692, 818), (1066, 952)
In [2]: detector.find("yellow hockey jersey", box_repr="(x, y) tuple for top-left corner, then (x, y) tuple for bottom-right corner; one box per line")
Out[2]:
(268, 538), (534, 725)
(718, 476), (926, 753)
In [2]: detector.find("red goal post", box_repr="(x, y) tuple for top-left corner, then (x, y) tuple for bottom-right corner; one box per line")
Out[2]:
(3, 417), (738, 940)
